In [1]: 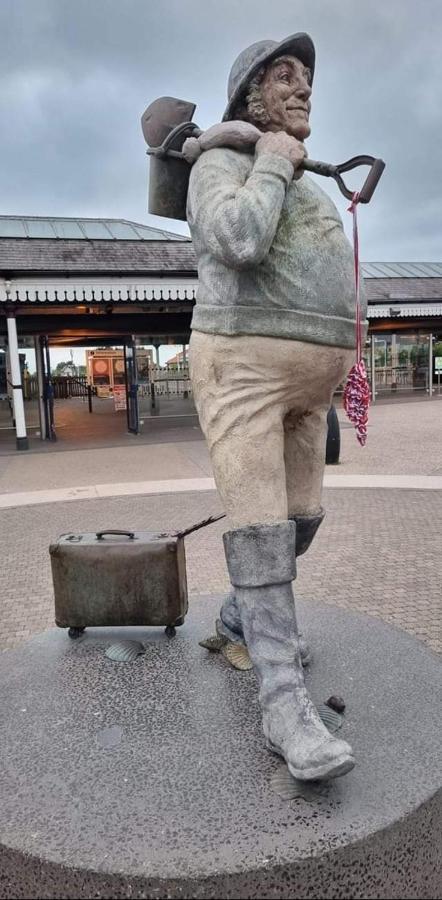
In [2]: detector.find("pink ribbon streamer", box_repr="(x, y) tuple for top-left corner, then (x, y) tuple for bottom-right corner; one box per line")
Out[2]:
(343, 191), (371, 446)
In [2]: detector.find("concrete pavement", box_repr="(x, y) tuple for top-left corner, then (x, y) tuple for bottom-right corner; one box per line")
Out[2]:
(0, 395), (441, 494)
(0, 396), (440, 654)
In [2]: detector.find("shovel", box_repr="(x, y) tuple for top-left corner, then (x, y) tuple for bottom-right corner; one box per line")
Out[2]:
(142, 96), (385, 220)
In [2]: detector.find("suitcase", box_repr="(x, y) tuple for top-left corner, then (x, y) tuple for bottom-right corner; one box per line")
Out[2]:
(50, 529), (188, 639)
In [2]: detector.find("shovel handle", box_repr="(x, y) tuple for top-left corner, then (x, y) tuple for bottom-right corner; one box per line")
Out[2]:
(357, 158), (386, 203)
(304, 155), (385, 203)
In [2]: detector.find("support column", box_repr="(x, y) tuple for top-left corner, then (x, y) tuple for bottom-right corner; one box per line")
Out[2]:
(6, 312), (28, 450)
(43, 337), (56, 441)
(5, 346), (14, 421)
(182, 343), (189, 398)
(429, 334), (433, 398)
(370, 334), (376, 403)
(34, 335), (47, 440)
(124, 338), (139, 434)
(391, 333), (398, 392)
(154, 344), (161, 367)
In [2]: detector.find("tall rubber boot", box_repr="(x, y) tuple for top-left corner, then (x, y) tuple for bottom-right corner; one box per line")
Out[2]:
(217, 593), (311, 666)
(290, 509), (325, 557)
(218, 510), (325, 663)
(223, 521), (355, 782)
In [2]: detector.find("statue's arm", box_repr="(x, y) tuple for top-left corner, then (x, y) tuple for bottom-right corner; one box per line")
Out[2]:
(187, 149), (294, 270)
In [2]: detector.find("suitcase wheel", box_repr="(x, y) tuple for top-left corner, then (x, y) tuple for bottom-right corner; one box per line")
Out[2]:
(165, 625), (176, 638)
(68, 627), (86, 639)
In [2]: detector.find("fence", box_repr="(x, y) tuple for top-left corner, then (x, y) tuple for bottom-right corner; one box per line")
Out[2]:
(333, 364), (429, 397)
(23, 363), (431, 405)
(23, 369), (191, 402)
(23, 375), (94, 401)
(371, 365), (428, 391)
(144, 364), (192, 398)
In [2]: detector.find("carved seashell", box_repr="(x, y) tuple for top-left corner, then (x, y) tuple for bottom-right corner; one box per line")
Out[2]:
(105, 640), (144, 662)
(270, 766), (330, 802)
(199, 634), (226, 652)
(221, 641), (253, 671)
(317, 703), (343, 732)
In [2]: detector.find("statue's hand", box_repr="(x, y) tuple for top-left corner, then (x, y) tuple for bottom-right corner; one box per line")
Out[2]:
(255, 132), (306, 179)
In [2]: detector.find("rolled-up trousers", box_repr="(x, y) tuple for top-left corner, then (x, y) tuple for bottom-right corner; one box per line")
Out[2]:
(189, 331), (354, 529)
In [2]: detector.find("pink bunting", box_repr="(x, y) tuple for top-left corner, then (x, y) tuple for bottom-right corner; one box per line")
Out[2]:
(344, 191), (371, 445)
(343, 359), (370, 446)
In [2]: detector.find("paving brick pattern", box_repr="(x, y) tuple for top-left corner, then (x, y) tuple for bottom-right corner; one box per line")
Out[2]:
(2, 394), (442, 477)
(0, 488), (440, 653)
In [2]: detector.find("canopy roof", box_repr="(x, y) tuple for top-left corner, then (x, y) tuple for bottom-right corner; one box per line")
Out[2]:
(0, 215), (189, 242)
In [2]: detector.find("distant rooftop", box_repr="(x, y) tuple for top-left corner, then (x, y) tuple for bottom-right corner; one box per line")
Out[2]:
(362, 262), (442, 278)
(0, 215), (189, 242)
(0, 218), (441, 285)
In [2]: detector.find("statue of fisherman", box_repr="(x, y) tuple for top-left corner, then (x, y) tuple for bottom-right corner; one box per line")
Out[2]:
(187, 33), (363, 781)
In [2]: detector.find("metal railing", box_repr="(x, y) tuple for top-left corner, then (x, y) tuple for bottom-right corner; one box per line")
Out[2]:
(143, 364), (192, 398)
(23, 375), (96, 401)
(369, 366), (429, 391)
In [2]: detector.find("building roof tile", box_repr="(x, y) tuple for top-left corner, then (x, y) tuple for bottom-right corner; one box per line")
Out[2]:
(0, 238), (197, 274)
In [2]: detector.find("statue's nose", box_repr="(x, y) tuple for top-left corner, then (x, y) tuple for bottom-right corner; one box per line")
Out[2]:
(295, 80), (312, 101)
(295, 76), (312, 100)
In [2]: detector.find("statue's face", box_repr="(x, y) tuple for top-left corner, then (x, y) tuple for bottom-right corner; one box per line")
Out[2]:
(259, 55), (312, 140)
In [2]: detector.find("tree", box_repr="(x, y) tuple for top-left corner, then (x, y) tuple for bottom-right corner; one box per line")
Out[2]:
(54, 361), (76, 376)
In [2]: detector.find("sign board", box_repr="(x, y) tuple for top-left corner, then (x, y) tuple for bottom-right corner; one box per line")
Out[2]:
(435, 357), (442, 372)
(113, 385), (127, 411)
(113, 358), (125, 377)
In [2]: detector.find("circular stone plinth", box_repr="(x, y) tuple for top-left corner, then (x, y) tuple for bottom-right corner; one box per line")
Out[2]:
(0, 597), (440, 900)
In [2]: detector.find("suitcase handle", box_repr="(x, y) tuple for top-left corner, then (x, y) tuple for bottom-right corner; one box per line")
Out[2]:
(96, 530), (136, 540)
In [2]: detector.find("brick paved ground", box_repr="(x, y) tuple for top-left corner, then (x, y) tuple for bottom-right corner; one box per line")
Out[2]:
(0, 395), (440, 653)
(0, 487), (440, 653)
(1, 395), (441, 488)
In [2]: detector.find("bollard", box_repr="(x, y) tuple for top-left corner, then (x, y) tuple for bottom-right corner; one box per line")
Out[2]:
(150, 382), (160, 415)
(325, 405), (340, 464)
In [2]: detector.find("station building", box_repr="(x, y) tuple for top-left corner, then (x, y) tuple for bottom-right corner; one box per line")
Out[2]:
(0, 215), (441, 450)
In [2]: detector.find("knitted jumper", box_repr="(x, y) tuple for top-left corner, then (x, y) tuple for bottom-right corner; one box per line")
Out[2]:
(187, 147), (366, 348)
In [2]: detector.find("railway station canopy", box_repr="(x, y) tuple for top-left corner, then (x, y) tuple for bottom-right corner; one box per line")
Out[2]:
(1, 215), (442, 449)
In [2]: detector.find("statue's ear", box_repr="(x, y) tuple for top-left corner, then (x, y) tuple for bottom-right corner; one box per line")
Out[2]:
(231, 103), (247, 122)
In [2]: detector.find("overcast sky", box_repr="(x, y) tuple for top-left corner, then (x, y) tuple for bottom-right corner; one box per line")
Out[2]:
(1, 0), (441, 263)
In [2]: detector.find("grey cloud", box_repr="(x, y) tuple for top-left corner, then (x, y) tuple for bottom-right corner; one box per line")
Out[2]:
(0, 0), (441, 255)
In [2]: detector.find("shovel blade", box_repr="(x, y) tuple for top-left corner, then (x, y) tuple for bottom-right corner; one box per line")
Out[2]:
(141, 96), (196, 148)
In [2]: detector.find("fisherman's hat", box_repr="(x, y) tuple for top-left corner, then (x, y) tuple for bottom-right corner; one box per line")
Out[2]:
(223, 32), (315, 122)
